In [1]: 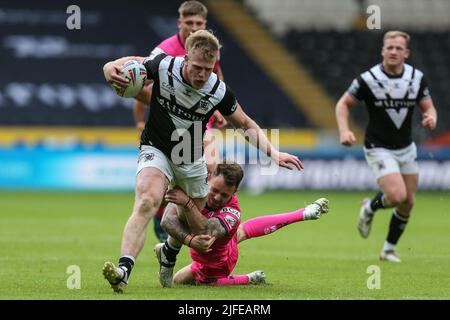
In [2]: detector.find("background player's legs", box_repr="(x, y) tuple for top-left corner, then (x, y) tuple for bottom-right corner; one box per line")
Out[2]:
(380, 174), (417, 261)
(359, 172), (406, 238)
(153, 204), (168, 242)
(377, 173), (408, 208)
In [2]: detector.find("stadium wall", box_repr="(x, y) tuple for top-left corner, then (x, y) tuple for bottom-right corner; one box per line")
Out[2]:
(1, 145), (449, 191)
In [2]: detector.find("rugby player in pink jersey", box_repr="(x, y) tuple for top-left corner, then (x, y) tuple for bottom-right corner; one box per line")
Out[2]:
(157, 163), (329, 286)
(133, 1), (227, 242)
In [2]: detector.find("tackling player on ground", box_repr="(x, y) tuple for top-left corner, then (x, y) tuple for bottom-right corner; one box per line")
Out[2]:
(158, 163), (329, 286)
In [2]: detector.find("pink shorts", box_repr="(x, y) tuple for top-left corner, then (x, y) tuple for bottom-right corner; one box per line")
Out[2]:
(190, 238), (238, 283)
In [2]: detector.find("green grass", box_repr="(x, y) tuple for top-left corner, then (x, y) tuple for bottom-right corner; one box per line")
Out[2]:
(0, 190), (449, 299)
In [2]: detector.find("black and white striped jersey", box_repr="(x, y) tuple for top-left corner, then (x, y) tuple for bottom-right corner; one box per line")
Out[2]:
(141, 53), (237, 162)
(348, 63), (431, 150)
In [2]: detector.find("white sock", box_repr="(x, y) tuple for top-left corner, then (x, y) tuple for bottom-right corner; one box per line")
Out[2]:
(365, 201), (373, 214)
(382, 241), (396, 252)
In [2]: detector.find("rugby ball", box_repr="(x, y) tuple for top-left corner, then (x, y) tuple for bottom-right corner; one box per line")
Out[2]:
(112, 60), (147, 98)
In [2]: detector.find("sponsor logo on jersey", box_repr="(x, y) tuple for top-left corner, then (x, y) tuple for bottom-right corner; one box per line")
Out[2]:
(374, 100), (416, 109)
(156, 97), (207, 121)
(220, 207), (241, 219)
(183, 88), (192, 97)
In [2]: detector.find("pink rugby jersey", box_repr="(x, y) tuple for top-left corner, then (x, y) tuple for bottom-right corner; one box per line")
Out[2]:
(189, 194), (241, 267)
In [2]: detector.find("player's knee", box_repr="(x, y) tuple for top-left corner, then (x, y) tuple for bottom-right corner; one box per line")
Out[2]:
(385, 190), (407, 206)
(399, 196), (415, 214)
(135, 195), (160, 217)
(172, 273), (182, 285)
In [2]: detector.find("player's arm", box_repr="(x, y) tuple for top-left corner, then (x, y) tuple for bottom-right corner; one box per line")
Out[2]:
(335, 92), (359, 146)
(417, 77), (437, 130)
(165, 188), (209, 234)
(225, 103), (303, 170)
(160, 203), (215, 252)
(164, 188), (228, 240)
(419, 98), (437, 130)
(103, 56), (146, 87)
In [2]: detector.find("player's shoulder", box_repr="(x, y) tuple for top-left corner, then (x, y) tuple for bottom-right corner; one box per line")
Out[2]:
(219, 195), (241, 216)
(360, 63), (381, 78)
(144, 52), (170, 68)
(156, 34), (178, 49)
(156, 34), (185, 57)
(405, 63), (425, 79)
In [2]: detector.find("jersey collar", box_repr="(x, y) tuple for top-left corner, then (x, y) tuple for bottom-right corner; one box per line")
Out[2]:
(177, 32), (185, 49)
(379, 63), (405, 79)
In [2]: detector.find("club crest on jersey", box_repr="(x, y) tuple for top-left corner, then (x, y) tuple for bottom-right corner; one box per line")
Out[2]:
(376, 160), (385, 170)
(199, 99), (211, 112)
(138, 152), (154, 163)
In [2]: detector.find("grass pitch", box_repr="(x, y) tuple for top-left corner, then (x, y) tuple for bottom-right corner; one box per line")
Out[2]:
(0, 190), (449, 300)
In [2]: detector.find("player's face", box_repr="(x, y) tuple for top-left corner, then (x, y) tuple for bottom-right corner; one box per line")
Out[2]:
(381, 36), (410, 68)
(184, 51), (215, 89)
(207, 175), (237, 210)
(178, 15), (207, 41)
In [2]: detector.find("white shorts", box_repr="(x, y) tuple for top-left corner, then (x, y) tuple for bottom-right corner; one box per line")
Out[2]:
(136, 145), (209, 199)
(363, 142), (419, 180)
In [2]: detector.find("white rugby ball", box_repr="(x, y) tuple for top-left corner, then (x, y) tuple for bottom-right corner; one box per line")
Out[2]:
(112, 60), (147, 98)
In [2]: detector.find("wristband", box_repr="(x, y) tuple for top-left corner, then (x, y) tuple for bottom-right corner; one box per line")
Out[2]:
(184, 198), (195, 210)
(183, 234), (193, 247)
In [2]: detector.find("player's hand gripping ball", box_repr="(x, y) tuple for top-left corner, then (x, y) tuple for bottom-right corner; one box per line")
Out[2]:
(112, 60), (147, 98)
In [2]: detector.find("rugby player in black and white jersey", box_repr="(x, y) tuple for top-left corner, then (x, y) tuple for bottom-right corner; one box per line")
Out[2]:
(336, 31), (437, 262)
(101, 30), (303, 292)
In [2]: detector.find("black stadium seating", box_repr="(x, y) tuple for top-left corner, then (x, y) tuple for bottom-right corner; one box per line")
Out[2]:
(282, 30), (450, 140)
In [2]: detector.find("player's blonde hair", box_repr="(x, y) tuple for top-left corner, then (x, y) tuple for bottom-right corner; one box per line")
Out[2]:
(179, 1), (208, 19)
(185, 30), (220, 61)
(383, 30), (410, 48)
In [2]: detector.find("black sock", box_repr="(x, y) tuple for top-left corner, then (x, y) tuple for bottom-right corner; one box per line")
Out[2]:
(370, 192), (385, 212)
(386, 210), (409, 245)
(162, 240), (180, 264)
(118, 256), (135, 279)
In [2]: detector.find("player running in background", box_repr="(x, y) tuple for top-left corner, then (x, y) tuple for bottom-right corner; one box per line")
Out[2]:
(335, 30), (437, 262)
(158, 163), (329, 286)
(102, 30), (303, 293)
(133, 1), (227, 242)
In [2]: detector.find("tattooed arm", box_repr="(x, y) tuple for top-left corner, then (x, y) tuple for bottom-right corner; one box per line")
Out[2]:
(160, 203), (216, 252)
(164, 189), (228, 240)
